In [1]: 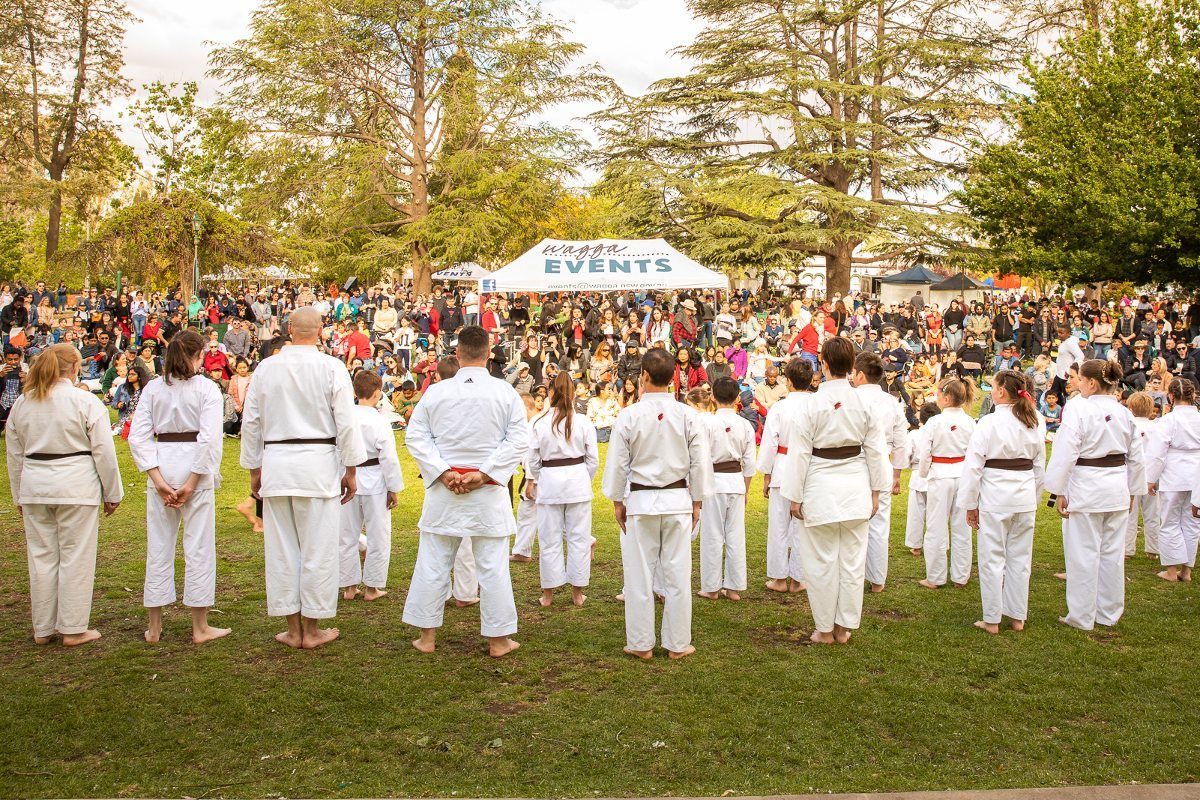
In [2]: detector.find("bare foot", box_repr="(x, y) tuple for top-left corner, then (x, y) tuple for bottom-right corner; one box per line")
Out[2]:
(918, 579), (940, 590)
(235, 497), (257, 526)
(765, 578), (789, 593)
(301, 627), (340, 649)
(571, 589), (587, 607)
(1181, 568), (1193, 583)
(834, 629), (853, 645)
(1010, 620), (1025, 632)
(953, 582), (968, 589)
(697, 590), (720, 600)
(788, 579), (806, 593)
(33, 635), (53, 645)
(809, 630), (835, 645)
(870, 583), (885, 594)
(1054, 571), (1067, 581)
(488, 638), (520, 658)
(509, 554), (532, 563)
(1157, 569), (1180, 582)
(1057, 615), (1086, 630)
(624, 646), (653, 660)
(910, 547), (923, 556)
(252, 520), (264, 533)
(364, 587), (388, 601)
(724, 590), (741, 601)
(144, 629), (161, 643)
(412, 634), (436, 654)
(275, 630), (303, 649)
(192, 626), (231, 645)
(539, 592), (553, 607)
(655, 593), (666, 604)
(62, 630), (101, 647)
(615, 593), (625, 602)
(668, 645), (696, 660)
(342, 587), (361, 601)
(974, 620), (999, 635)
(455, 598), (480, 608)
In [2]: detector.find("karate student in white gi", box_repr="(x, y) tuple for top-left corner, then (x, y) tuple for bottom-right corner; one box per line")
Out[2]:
(852, 352), (909, 593)
(783, 336), (889, 645)
(958, 370), (1045, 634)
(603, 348), (712, 660)
(917, 376), (978, 589)
(403, 326), (528, 658)
(1046, 359), (1145, 631)
(698, 377), (756, 601)
(757, 358), (815, 593)
(6, 345), (123, 646)
(128, 330), (227, 644)
(240, 308), (366, 649)
(1147, 378), (1200, 583)
(527, 373), (600, 608)
(905, 404), (941, 555)
(511, 392), (540, 563)
(1125, 393), (1159, 558)
(339, 371), (404, 601)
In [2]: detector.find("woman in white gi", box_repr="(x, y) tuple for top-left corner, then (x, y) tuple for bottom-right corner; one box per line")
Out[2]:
(917, 376), (977, 589)
(6, 344), (123, 646)
(958, 370), (1045, 634)
(783, 337), (889, 645)
(1046, 359), (1145, 630)
(1125, 393), (1159, 559)
(527, 372), (599, 607)
(1146, 378), (1200, 582)
(128, 330), (228, 644)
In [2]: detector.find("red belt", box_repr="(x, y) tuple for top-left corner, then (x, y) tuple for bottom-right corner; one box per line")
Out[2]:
(931, 456), (965, 464)
(777, 446), (789, 455)
(450, 466), (499, 486)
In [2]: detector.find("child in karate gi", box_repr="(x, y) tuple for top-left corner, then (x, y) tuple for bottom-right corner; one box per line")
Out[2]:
(918, 375), (977, 589)
(697, 377), (756, 600)
(1124, 392), (1159, 559)
(1146, 378), (1200, 582)
(905, 403), (941, 556)
(511, 392), (539, 563)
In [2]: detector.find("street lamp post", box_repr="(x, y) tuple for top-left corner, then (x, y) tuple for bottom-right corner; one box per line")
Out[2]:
(191, 212), (203, 305)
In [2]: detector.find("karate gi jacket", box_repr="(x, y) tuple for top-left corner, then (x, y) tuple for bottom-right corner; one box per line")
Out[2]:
(1145, 404), (1200, 492)
(527, 411), (600, 505)
(1044, 394), (1145, 513)
(128, 374), (224, 490)
(702, 408), (757, 496)
(956, 405), (1046, 513)
(757, 391), (815, 489)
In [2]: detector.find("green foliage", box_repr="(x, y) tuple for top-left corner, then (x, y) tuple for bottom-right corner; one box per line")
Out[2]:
(126, 80), (199, 194)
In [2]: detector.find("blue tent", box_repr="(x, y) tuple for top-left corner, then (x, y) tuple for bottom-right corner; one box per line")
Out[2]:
(877, 265), (942, 284)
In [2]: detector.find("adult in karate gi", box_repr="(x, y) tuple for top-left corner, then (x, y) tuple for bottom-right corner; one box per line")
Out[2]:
(697, 377), (756, 601)
(6, 344), (123, 646)
(527, 373), (599, 608)
(1147, 378), (1200, 583)
(128, 330), (227, 644)
(1046, 359), (1145, 630)
(403, 326), (528, 658)
(917, 376), (978, 589)
(852, 352), (909, 592)
(756, 358), (815, 593)
(958, 370), (1045, 634)
(783, 336), (889, 645)
(602, 348), (712, 660)
(428, 356), (480, 608)
(1125, 393), (1159, 558)
(240, 308), (365, 649)
(339, 370), (404, 601)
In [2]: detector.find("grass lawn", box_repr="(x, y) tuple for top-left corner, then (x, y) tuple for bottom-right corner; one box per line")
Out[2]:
(1, 434), (1198, 799)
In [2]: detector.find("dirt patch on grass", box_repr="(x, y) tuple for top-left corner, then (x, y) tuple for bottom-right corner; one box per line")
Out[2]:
(863, 608), (915, 621)
(750, 624), (817, 647)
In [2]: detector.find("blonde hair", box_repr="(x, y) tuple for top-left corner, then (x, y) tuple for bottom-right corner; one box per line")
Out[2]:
(25, 344), (80, 401)
(937, 375), (977, 408)
(685, 385), (714, 412)
(1127, 391), (1155, 419)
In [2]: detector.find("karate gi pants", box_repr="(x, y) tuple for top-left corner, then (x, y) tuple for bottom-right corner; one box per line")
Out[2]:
(904, 488), (927, 550)
(445, 536), (478, 603)
(339, 492), (392, 588)
(511, 498), (538, 558)
(403, 533), (517, 637)
(798, 519), (869, 633)
(1157, 490), (1199, 568)
(536, 501), (593, 589)
(24, 504), (100, 638)
(1126, 492), (1159, 556)
(622, 513), (692, 653)
(766, 488), (805, 582)
(977, 510), (1035, 624)
(699, 493), (747, 593)
(263, 496), (341, 619)
(1062, 510), (1128, 630)
(924, 477), (972, 586)
(865, 491), (894, 587)
(144, 488), (216, 608)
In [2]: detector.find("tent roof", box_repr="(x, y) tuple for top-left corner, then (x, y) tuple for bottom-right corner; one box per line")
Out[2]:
(931, 272), (987, 291)
(878, 265), (942, 285)
(481, 239), (729, 293)
(433, 262), (490, 281)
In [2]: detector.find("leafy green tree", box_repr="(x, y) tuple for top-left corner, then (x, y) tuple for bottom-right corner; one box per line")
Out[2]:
(127, 81), (200, 194)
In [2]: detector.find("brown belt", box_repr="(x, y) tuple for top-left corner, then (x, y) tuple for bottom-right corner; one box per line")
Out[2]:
(812, 445), (862, 460)
(156, 431), (199, 443)
(630, 479), (688, 492)
(1076, 453), (1126, 468)
(542, 456), (586, 468)
(713, 460), (742, 473)
(26, 451), (90, 461)
(985, 458), (1034, 471)
(357, 457), (380, 468)
(266, 437), (336, 446)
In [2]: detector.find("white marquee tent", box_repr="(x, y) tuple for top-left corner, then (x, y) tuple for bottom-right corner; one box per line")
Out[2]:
(481, 239), (730, 293)
(432, 262), (491, 282)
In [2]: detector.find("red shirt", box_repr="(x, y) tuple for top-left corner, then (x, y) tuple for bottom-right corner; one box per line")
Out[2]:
(345, 331), (371, 361)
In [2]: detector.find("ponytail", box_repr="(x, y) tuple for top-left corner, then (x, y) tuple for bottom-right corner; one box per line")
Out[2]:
(1079, 358), (1122, 391)
(993, 369), (1038, 429)
(163, 330), (205, 385)
(548, 371), (575, 443)
(24, 344), (80, 401)
(937, 375), (977, 408)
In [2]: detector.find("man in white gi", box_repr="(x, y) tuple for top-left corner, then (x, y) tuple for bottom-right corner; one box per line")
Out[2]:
(852, 352), (909, 593)
(698, 377), (756, 600)
(403, 326), (528, 658)
(603, 348), (712, 660)
(240, 308), (365, 649)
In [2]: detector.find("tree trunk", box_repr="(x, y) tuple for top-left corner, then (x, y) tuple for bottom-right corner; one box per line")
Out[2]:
(412, 240), (431, 295)
(409, 13), (432, 295)
(825, 242), (854, 297)
(46, 180), (63, 261)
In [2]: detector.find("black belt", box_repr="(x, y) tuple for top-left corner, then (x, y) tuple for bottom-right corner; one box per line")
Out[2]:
(713, 460), (742, 473)
(1076, 454), (1126, 468)
(26, 451), (91, 461)
(266, 438), (336, 446)
(985, 458), (1034, 471)
(812, 445), (862, 460)
(357, 457), (380, 468)
(542, 456), (586, 468)
(156, 431), (199, 443)
(630, 479), (688, 492)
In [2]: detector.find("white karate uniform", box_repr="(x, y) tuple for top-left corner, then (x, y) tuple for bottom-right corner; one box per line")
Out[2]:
(904, 427), (930, 551)
(1127, 416), (1160, 555)
(527, 411), (600, 590)
(918, 407), (977, 586)
(1045, 394), (1145, 630)
(699, 409), (756, 593)
(1146, 404), (1200, 568)
(6, 379), (124, 637)
(781, 378), (890, 634)
(757, 391), (813, 583)
(857, 384), (909, 587)
(240, 345), (366, 619)
(602, 392), (712, 653)
(338, 404), (404, 589)
(128, 375), (224, 609)
(957, 405), (1046, 624)
(511, 420), (539, 558)
(402, 366), (528, 637)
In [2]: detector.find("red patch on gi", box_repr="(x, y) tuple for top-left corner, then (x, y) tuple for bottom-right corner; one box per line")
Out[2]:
(1105, 415), (1112, 422)
(834, 402), (842, 410)
(657, 413), (664, 421)
(951, 425), (957, 431)
(725, 427), (731, 433)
